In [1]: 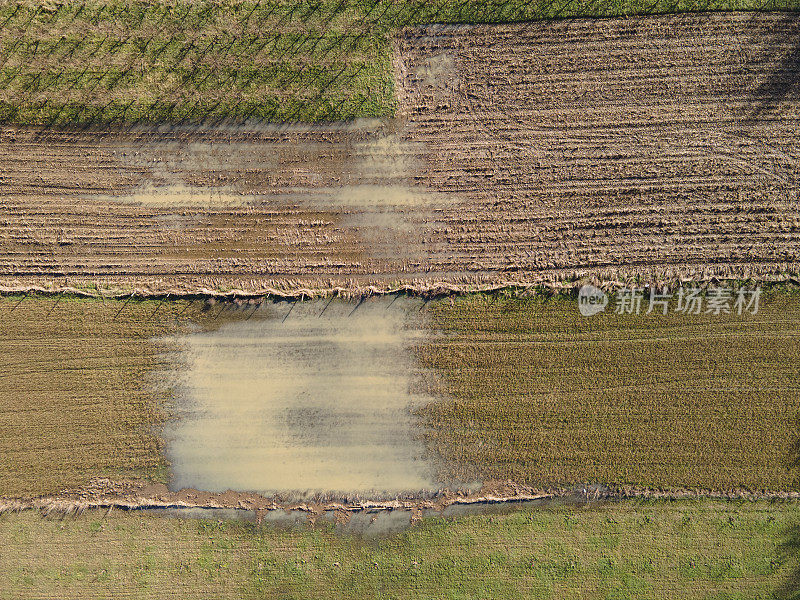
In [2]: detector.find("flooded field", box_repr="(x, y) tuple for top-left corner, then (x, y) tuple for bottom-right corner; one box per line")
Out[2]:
(142, 495), (592, 536)
(3, 290), (799, 500)
(163, 297), (439, 498)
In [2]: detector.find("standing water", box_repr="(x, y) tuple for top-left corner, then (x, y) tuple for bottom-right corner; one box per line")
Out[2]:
(163, 297), (438, 498)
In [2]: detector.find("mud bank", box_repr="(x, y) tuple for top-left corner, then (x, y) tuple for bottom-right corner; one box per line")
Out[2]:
(3, 275), (800, 302)
(3, 479), (799, 529)
(138, 495), (591, 535)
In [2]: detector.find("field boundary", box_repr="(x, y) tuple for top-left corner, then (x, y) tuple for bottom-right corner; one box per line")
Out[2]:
(3, 479), (800, 519)
(2, 277), (800, 302)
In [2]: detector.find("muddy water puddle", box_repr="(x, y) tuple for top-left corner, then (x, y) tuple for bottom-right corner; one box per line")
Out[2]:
(163, 297), (438, 498)
(142, 496), (596, 537)
(102, 183), (254, 208)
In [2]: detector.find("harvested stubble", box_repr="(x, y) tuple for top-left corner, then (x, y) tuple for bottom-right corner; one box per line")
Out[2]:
(417, 289), (800, 490)
(0, 294), (228, 497)
(2, 12), (800, 293)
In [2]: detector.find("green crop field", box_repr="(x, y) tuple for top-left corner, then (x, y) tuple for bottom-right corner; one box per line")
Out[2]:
(1, 0), (798, 126)
(419, 288), (800, 490)
(1, 500), (798, 599)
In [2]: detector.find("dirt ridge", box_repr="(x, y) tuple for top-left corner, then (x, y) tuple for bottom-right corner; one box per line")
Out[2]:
(3, 479), (800, 520)
(1, 275), (799, 301)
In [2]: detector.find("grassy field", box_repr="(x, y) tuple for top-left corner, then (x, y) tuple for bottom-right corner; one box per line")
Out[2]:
(0, 500), (797, 599)
(418, 288), (800, 490)
(1, 0), (798, 125)
(0, 294), (232, 497)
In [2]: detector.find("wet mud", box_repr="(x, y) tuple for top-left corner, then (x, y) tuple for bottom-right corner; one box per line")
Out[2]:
(163, 297), (439, 498)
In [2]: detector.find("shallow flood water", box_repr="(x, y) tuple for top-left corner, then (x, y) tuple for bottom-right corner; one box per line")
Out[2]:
(163, 297), (438, 498)
(142, 496), (597, 537)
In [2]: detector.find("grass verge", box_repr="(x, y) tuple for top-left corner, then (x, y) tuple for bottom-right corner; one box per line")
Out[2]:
(0, 500), (798, 599)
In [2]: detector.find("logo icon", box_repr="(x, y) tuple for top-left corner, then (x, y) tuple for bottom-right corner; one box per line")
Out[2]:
(578, 285), (608, 316)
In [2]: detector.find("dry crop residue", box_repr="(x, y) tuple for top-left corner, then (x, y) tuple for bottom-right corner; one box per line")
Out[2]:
(0, 13), (798, 294)
(395, 13), (800, 285)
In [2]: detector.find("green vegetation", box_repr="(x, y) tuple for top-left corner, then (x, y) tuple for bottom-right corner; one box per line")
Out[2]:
(418, 288), (800, 489)
(1, 500), (798, 599)
(1, 0), (798, 126)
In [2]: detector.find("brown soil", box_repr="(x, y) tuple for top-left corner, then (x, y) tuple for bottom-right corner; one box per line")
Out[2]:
(1, 12), (798, 295)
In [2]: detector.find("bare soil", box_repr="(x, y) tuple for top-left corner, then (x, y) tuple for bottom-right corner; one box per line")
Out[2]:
(1, 12), (798, 295)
